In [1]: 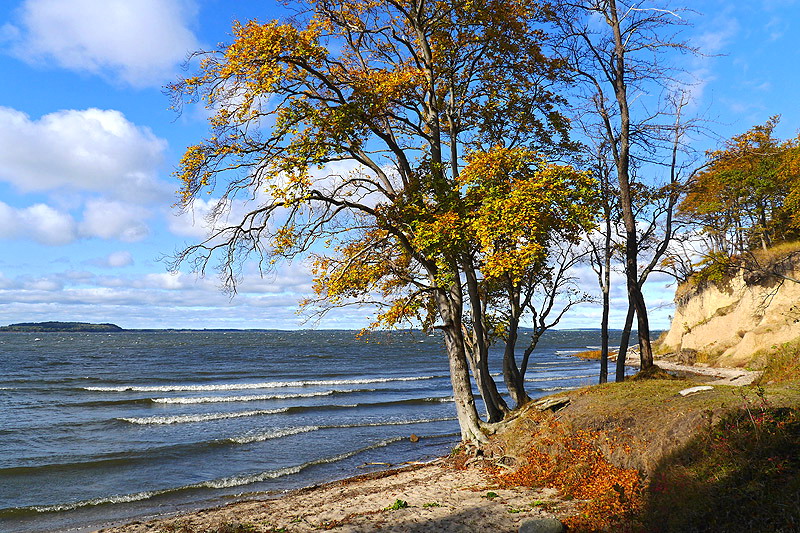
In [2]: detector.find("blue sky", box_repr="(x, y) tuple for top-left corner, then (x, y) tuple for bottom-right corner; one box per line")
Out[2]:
(0, 0), (798, 330)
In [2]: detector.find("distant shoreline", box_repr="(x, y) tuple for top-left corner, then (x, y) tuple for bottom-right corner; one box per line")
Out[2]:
(0, 321), (123, 333)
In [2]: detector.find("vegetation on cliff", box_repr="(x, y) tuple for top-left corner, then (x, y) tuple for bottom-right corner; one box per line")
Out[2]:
(487, 369), (800, 532)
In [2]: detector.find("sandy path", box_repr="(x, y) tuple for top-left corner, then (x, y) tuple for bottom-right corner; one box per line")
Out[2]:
(98, 459), (568, 533)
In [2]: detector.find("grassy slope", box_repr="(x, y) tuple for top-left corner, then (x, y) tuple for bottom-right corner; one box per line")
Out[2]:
(490, 373), (800, 532)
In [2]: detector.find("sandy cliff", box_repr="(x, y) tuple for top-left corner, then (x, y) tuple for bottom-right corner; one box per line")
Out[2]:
(661, 266), (800, 367)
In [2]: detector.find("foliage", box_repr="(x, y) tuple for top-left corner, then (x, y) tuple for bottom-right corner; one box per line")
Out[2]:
(496, 418), (644, 532)
(679, 117), (800, 265)
(385, 499), (409, 511)
(169, 0), (599, 439)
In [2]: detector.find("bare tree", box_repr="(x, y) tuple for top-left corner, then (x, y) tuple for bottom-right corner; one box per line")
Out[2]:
(550, 1), (698, 371)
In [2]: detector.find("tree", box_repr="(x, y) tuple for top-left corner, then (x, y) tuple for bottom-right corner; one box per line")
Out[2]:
(549, 1), (697, 371)
(169, 0), (597, 442)
(680, 117), (800, 258)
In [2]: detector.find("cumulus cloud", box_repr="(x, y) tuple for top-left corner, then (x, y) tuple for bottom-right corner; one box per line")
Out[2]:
(0, 200), (77, 245)
(79, 199), (151, 241)
(0, 107), (169, 202)
(6, 0), (199, 87)
(0, 198), (154, 245)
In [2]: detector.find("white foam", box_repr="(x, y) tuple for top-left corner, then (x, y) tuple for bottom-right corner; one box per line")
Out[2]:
(526, 373), (595, 383)
(118, 408), (288, 425)
(334, 416), (457, 428)
(152, 389), (353, 404)
(229, 425), (321, 444)
(197, 436), (405, 489)
(85, 375), (442, 392)
(539, 385), (579, 392)
(33, 490), (156, 513)
(422, 396), (455, 403)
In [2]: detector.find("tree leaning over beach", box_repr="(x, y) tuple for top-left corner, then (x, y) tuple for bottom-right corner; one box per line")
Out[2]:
(168, 0), (598, 442)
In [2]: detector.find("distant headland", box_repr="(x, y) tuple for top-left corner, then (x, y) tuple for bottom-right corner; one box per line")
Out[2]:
(0, 321), (124, 332)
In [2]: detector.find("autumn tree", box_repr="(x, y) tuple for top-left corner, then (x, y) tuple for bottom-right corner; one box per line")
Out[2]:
(548, 1), (697, 372)
(169, 0), (597, 442)
(680, 117), (800, 259)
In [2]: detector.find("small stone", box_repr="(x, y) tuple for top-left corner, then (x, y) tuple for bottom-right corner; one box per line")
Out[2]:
(519, 517), (565, 533)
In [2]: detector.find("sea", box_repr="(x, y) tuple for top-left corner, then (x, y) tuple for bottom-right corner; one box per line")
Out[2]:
(0, 329), (632, 532)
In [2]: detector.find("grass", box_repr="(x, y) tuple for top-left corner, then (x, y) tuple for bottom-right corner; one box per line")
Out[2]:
(493, 375), (800, 532)
(757, 339), (800, 384)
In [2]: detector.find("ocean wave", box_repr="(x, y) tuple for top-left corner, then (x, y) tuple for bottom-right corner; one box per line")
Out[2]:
(152, 389), (367, 404)
(332, 416), (457, 429)
(23, 436), (412, 513)
(30, 490), (157, 513)
(118, 408), (289, 425)
(196, 436), (406, 489)
(228, 425), (321, 444)
(538, 385), (579, 392)
(84, 375), (444, 392)
(526, 373), (596, 383)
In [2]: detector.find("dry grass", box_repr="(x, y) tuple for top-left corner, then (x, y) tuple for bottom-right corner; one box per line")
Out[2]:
(493, 377), (800, 532)
(756, 339), (800, 384)
(747, 239), (800, 264)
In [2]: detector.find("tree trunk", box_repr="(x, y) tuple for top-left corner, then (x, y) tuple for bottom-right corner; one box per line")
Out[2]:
(608, 0), (653, 370)
(599, 286), (610, 384)
(616, 303), (635, 382)
(502, 316), (529, 407)
(432, 276), (487, 443)
(463, 262), (508, 422)
(443, 326), (487, 443)
(599, 201), (612, 384)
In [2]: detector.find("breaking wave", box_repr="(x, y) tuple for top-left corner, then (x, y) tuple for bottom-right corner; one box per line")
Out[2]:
(84, 375), (444, 393)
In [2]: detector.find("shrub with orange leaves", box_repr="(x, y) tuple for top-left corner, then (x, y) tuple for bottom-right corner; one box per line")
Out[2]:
(496, 418), (643, 532)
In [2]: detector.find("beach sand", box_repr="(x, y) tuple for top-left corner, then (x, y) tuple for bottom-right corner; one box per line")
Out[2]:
(98, 455), (570, 532)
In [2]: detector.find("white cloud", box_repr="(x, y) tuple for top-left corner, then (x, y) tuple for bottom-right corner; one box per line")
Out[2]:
(0, 107), (169, 202)
(7, 0), (199, 87)
(142, 272), (189, 290)
(79, 199), (151, 242)
(0, 198), (153, 246)
(0, 200), (77, 245)
(107, 251), (134, 268)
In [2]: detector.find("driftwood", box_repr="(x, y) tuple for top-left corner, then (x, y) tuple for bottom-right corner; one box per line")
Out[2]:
(532, 396), (570, 412)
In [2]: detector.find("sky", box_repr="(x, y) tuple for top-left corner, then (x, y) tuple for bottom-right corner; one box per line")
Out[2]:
(0, 0), (798, 330)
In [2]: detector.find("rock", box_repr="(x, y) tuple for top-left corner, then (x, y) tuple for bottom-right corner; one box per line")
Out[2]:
(678, 385), (714, 396)
(409, 433), (419, 442)
(519, 517), (565, 533)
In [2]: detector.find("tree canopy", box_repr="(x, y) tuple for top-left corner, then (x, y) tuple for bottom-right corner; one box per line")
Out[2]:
(170, 0), (598, 442)
(680, 117), (800, 258)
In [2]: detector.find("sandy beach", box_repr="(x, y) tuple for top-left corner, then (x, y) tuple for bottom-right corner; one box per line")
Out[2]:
(98, 455), (570, 533)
